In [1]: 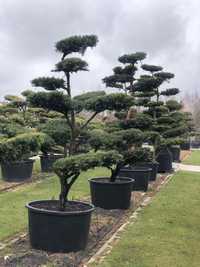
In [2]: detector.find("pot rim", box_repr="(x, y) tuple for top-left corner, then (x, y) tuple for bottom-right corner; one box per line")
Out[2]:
(89, 176), (134, 184)
(39, 153), (64, 159)
(26, 200), (95, 216)
(120, 167), (152, 172)
(135, 161), (159, 166)
(1, 159), (35, 165)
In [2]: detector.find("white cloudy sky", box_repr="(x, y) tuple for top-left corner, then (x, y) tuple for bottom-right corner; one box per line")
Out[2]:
(0, 0), (199, 99)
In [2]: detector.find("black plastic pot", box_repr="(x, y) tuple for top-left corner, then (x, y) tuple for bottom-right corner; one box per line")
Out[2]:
(169, 146), (181, 162)
(1, 159), (34, 182)
(180, 142), (190, 150)
(26, 200), (94, 253)
(135, 162), (158, 181)
(156, 149), (173, 173)
(118, 167), (151, 192)
(40, 154), (64, 172)
(89, 177), (134, 210)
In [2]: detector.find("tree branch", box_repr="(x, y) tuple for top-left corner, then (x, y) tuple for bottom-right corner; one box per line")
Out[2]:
(68, 173), (80, 189)
(80, 111), (98, 130)
(65, 114), (73, 129)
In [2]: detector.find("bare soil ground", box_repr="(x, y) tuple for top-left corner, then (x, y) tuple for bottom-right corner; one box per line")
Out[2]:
(180, 150), (191, 161)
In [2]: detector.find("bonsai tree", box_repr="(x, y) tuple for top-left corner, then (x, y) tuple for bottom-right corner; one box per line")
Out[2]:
(26, 149), (124, 253)
(25, 35), (137, 253)
(132, 63), (190, 168)
(0, 132), (51, 163)
(102, 55), (160, 173)
(103, 52), (146, 94)
(133, 64), (188, 148)
(89, 127), (145, 168)
(53, 150), (122, 210)
(28, 35), (135, 155)
(0, 132), (51, 181)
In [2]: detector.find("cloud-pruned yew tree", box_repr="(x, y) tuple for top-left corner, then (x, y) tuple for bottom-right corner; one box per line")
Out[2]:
(133, 63), (189, 150)
(28, 35), (135, 155)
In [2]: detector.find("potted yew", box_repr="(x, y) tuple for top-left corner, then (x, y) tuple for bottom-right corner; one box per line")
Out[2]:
(0, 132), (46, 181)
(133, 64), (186, 172)
(117, 147), (152, 191)
(26, 34), (136, 252)
(89, 147), (135, 210)
(102, 53), (154, 190)
(119, 113), (159, 181)
(26, 150), (122, 252)
(88, 128), (151, 203)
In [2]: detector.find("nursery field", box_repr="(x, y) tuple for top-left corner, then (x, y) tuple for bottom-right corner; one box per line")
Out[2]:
(183, 150), (200, 165)
(0, 32), (196, 266)
(0, 167), (109, 240)
(91, 171), (200, 267)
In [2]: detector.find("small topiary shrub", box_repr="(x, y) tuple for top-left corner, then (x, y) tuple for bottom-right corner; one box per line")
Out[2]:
(0, 132), (51, 162)
(124, 147), (153, 165)
(53, 150), (123, 210)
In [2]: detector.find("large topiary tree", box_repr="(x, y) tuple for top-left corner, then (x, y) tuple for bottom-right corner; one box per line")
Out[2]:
(131, 64), (189, 151)
(28, 35), (135, 155)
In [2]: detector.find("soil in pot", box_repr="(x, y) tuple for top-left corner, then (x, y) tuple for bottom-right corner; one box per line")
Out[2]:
(26, 200), (94, 253)
(134, 162), (158, 181)
(89, 177), (134, 210)
(118, 167), (151, 192)
(156, 149), (173, 173)
(1, 159), (35, 182)
(40, 154), (64, 172)
(169, 146), (181, 162)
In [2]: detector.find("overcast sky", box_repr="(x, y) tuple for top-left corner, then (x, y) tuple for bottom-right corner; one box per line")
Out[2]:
(0, 0), (199, 99)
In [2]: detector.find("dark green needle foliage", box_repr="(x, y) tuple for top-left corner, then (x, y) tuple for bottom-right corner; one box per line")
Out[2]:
(26, 35), (140, 210)
(28, 35), (135, 156)
(32, 77), (65, 91)
(53, 150), (123, 210)
(136, 63), (189, 151)
(103, 52), (146, 93)
(0, 132), (52, 162)
(55, 35), (98, 57)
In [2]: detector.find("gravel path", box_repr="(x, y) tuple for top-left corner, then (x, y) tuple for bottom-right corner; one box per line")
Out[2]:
(174, 163), (200, 172)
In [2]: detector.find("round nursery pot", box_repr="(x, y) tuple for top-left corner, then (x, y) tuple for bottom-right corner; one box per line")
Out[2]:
(40, 154), (64, 172)
(169, 146), (181, 162)
(26, 200), (94, 253)
(180, 142), (190, 150)
(89, 177), (134, 210)
(1, 159), (35, 182)
(118, 167), (151, 192)
(156, 149), (173, 173)
(135, 162), (158, 181)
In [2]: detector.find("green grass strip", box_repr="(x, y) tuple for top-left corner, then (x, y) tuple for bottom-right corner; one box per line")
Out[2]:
(183, 150), (200, 166)
(0, 167), (109, 241)
(92, 171), (200, 267)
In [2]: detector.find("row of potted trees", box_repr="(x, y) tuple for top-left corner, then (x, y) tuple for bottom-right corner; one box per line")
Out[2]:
(0, 34), (193, 253)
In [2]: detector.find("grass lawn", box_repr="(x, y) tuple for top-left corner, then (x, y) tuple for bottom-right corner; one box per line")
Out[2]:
(91, 171), (200, 267)
(0, 167), (109, 241)
(183, 150), (200, 165)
